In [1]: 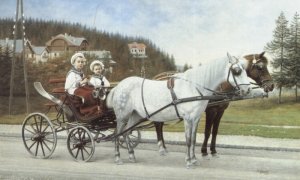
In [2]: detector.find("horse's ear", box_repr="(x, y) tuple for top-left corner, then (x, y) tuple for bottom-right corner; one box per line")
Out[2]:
(227, 52), (236, 64)
(259, 51), (265, 58)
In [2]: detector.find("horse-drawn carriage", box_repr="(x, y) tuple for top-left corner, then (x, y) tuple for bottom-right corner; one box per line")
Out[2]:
(21, 52), (272, 168)
(21, 80), (141, 162)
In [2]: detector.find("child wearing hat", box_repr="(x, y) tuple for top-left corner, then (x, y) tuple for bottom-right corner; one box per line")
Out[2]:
(89, 60), (110, 88)
(64, 52), (89, 95)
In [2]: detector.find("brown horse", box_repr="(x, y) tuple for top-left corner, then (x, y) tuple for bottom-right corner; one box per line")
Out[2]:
(154, 52), (275, 156)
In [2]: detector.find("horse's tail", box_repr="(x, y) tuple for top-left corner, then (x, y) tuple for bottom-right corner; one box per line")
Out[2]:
(106, 87), (115, 108)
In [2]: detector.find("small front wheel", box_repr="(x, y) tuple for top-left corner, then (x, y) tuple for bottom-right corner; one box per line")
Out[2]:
(22, 113), (57, 159)
(67, 126), (95, 162)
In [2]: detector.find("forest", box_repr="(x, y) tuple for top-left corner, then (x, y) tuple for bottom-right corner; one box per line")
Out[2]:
(0, 18), (177, 96)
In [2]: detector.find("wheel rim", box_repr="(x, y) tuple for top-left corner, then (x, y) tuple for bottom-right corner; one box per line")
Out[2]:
(22, 113), (57, 159)
(67, 126), (95, 162)
(119, 129), (141, 149)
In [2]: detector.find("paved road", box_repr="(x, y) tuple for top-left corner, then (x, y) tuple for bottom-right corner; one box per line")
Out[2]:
(1, 136), (300, 180)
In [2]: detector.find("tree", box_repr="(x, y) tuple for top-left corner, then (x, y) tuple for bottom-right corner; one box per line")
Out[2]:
(285, 12), (300, 101)
(265, 12), (290, 103)
(0, 45), (12, 96)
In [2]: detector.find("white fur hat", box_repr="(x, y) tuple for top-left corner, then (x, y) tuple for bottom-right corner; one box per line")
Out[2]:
(70, 52), (85, 65)
(90, 60), (105, 71)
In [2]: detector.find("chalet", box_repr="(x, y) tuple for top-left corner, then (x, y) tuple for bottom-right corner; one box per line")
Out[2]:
(45, 33), (88, 59)
(128, 42), (147, 58)
(32, 46), (50, 63)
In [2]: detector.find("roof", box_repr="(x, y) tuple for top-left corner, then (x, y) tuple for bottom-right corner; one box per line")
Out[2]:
(46, 33), (87, 46)
(128, 42), (146, 50)
(32, 46), (49, 55)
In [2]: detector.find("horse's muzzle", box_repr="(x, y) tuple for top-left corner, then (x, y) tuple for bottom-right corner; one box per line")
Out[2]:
(262, 81), (275, 93)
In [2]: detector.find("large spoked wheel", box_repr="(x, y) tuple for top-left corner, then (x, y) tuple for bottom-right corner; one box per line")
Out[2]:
(22, 113), (57, 159)
(67, 126), (95, 162)
(119, 129), (141, 149)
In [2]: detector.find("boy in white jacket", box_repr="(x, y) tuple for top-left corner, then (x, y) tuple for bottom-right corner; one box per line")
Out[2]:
(89, 60), (110, 88)
(64, 52), (88, 95)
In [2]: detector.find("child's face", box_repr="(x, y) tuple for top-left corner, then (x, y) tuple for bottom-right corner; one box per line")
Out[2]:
(74, 58), (85, 70)
(93, 65), (103, 75)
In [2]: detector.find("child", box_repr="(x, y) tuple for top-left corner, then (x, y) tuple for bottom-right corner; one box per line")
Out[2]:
(89, 60), (110, 88)
(64, 52), (88, 95)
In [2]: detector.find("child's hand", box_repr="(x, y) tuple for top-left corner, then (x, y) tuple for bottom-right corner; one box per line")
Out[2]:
(80, 78), (88, 85)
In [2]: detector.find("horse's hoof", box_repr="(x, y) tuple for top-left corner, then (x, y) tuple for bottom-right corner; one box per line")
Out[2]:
(191, 158), (200, 166)
(129, 154), (136, 163)
(186, 162), (195, 169)
(115, 157), (123, 165)
(211, 153), (219, 158)
(159, 148), (168, 156)
(202, 152), (209, 156)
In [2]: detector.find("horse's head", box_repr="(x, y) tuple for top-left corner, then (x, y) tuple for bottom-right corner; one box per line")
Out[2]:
(226, 53), (251, 96)
(243, 52), (274, 92)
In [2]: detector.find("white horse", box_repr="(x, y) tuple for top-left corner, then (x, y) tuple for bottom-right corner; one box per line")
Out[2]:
(106, 53), (251, 168)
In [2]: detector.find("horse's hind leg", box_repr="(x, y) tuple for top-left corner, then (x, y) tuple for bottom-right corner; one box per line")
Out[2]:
(115, 119), (126, 165)
(201, 108), (215, 156)
(154, 122), (168, 156)
(125, 112), (142, 163)
(211, 109), (226, 156)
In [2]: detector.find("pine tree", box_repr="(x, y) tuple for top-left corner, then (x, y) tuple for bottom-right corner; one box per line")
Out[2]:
(265, 12), (290, 103)
(286, 12), (300, 101)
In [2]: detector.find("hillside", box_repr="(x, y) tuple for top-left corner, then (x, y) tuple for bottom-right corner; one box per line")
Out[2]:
(0, 18), (176, 80)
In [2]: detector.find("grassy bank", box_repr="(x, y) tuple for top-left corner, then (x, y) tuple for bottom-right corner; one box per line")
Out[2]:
(1, 96), (300, 139)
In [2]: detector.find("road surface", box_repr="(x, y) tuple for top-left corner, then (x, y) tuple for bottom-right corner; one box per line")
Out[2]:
(0, 136), (300, 180)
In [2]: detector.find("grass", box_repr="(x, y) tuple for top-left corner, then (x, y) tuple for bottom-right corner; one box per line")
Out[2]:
(1, 95), (300, 139)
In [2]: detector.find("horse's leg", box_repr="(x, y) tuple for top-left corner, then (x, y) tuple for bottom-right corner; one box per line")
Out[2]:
(201, 107), (216, 156)
(184, 119), (193, 168)
(115, 119), (126, 165)
(154, 122), (168, 156)
(190, 118), (200, 166)
(210, 109), (226, 156)
(125, 112), (142, 163)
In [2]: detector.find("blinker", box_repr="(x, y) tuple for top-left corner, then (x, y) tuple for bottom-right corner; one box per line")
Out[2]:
(231, 67), (242, 76)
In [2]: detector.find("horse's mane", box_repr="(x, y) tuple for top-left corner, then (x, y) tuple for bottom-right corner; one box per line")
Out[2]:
(182, 57), (228, 87)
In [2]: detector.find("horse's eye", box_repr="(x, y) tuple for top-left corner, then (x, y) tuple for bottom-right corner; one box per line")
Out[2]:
(231, 67), (242, 75)
(256, 62), (264, 70)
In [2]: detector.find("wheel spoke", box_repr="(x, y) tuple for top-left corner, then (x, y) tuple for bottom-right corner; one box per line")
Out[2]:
(75, 148), (80, 158)
(42, 140), (52, 152)
(24, 127), (35, 135)
(28, 141), (37, 150)
(35, 141), (40, 156)
(40, 141), (45, 157)
(81, 149), (85, 161)
(43, 138), (54, 144)
(42, 124), (50, 133)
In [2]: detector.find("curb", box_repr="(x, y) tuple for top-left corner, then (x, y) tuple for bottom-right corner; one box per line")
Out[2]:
(3, 132), (300, 153)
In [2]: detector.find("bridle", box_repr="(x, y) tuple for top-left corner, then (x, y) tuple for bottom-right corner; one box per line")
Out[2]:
(226, 58), (250, 94)
(249, 55), (274, 89)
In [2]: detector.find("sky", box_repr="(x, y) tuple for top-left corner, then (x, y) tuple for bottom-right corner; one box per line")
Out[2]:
(0, 0), (299, 67)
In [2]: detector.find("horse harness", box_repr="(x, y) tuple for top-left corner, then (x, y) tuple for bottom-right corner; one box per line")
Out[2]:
(140, 62), (248, 120)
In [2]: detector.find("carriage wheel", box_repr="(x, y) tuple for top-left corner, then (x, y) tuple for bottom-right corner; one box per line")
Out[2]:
(67, 126), (95, 162)
(119, 129), (141, 149)
(22, 113), (57, 159)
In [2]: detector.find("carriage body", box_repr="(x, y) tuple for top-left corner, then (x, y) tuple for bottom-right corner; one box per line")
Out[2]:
(21, 80), (141, 162)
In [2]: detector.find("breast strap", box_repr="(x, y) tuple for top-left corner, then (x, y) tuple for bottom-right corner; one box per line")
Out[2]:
(167, 77), (182, 120)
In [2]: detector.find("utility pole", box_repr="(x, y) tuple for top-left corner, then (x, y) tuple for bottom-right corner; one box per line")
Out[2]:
(9, 0), (30, 115)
